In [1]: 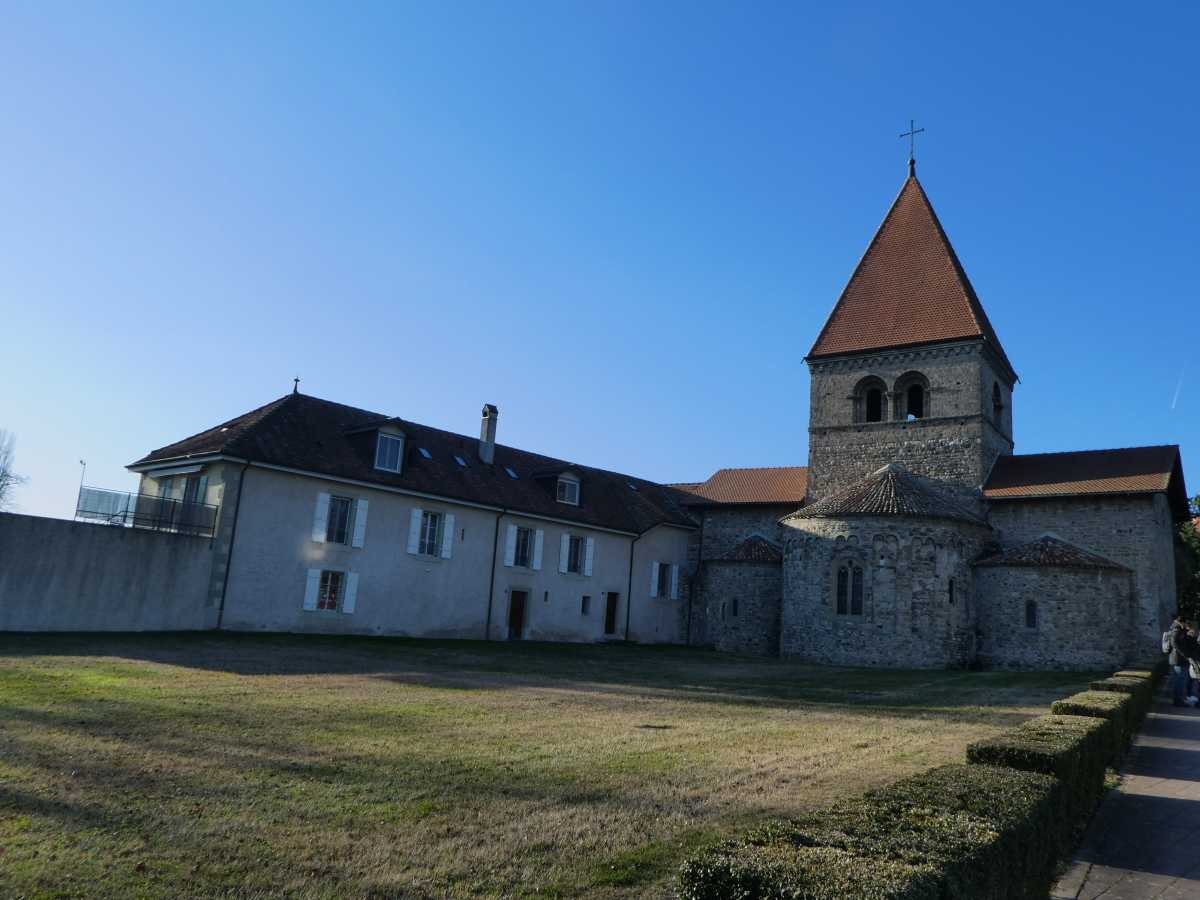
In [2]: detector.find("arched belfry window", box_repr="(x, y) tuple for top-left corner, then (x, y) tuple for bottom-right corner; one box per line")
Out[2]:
(992, 382), (1003, 422)
(866, 388), (883, 422)
(853, 376), (889, 424)
(1025, 599), (1038, 629)
(835, 562), (864, 615)
(894, 372), (931, 420)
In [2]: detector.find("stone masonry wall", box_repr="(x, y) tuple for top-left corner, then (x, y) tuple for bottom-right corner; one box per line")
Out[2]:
(781, 514), (992, 668)
(700, 561), (782, 656)
(975, 565), (1134, 671)
(806, 342), (1014, 504)
(699, 506), (796, 559)
(686, 506), (792, 648)
(987, 495), (1179, 660)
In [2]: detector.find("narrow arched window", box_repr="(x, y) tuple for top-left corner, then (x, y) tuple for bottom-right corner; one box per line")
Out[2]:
(1025, 600), (1037, 629)
(836, 567), (848, 615)
(906, 384), (925, 419)
(850, 566), (864, 615)
(948, 579), (955, 605)
(992, 383), (1003, 421)
(894, 372), (931, 420)
(865, 388), (883, 422)
(853, 377), (888, 423)
(732, 598), (739, 617)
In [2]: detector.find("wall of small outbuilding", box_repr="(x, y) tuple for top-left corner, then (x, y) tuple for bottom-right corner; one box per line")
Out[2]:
(974, 564), (1134, 671)
(987, 494), (1178, 660)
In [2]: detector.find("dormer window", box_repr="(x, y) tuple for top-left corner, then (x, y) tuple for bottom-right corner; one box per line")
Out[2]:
(374, 434), (404, 473)
(556, 477), (580, 505)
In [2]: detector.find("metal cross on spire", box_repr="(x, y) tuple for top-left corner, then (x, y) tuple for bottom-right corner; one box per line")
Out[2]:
(900, 119), (925, 174)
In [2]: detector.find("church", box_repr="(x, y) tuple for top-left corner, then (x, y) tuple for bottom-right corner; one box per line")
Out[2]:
(103, 160), (1188, 671)
(677, 160), (1188, 670)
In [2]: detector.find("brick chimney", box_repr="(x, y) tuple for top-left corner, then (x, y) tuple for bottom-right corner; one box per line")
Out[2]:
(479, 404), (498, 464)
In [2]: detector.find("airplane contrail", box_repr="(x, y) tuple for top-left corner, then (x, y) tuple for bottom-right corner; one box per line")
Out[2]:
(1171, 368), (1184, 410)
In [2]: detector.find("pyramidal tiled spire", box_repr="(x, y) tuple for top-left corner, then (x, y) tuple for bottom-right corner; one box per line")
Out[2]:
(807, 168), (1016, 380)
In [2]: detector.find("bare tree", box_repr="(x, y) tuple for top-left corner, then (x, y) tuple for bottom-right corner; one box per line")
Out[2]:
(0, 430), (28, 511)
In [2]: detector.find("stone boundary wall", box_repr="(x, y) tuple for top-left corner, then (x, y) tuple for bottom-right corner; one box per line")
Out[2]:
(0, 513), (215, 631)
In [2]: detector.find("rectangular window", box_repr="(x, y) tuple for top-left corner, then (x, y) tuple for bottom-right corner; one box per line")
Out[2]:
(318, 570), (344, 611)
(375, 434), (403, 472)
(656, 562), (671, 599)
(326, 496), (352, 544)
(567, 535), (584, 574)
(581, 595), (590, 615)
(556, 478), (579, 505)
(514, 526), (533, 568)
(418, 511), (442, 556)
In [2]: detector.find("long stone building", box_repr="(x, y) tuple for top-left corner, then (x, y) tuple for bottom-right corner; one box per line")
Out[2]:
(14, 161), (1186, 670)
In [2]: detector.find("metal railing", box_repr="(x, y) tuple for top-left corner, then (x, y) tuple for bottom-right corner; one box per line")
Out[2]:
(75, 486), (219, 538)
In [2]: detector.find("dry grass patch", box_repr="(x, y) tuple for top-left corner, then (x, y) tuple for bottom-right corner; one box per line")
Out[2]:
(0, 633), (1095, 898)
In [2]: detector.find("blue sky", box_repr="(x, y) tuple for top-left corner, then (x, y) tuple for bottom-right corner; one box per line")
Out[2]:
(2, 1), (1197, 518)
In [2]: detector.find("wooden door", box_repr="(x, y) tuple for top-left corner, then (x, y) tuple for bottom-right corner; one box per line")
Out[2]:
(508, 590), (527, 640)
(603, 592), (618, 636)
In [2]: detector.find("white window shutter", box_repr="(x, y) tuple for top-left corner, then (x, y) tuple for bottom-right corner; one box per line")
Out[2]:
(351, 499), (369, 548)
(303, 568), (320, 610)
(670, 564), (680, 600)
(504, 524), (517, 567)
(441, 513), (456, 559)
(532, 529), (544, 571)
(312, 492), (330, 543)
(343, 572), (358, 614)
(650, 561), (660, 598)
(584, 538), (595, 576)
(406, 508), (422, 555)
(558, 534), (570, 574)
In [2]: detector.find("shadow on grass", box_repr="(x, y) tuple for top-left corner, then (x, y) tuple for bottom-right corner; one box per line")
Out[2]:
(0, 631), (1097, 722)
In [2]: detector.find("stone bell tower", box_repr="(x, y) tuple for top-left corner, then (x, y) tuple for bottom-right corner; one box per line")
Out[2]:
(803, 162), (1017, 504)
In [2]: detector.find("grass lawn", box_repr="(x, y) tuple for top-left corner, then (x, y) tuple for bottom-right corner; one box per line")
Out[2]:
(0, 633), (1096, 899)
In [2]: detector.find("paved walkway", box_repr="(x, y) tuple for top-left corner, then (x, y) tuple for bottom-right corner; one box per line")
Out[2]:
(1053, 693), (1200, 899)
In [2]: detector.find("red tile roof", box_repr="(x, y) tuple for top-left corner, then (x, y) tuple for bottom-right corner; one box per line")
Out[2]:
(985, 446), (1189, 520)
(807, 172), (1015, 380)
(674, 466), (808, 506)
(130, 393), (696, 534)
(975, 535), (1129, 571)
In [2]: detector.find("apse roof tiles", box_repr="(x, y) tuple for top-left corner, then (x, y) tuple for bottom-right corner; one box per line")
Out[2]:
(974, 535), (1130, 572)
(786, 464), (985, 525)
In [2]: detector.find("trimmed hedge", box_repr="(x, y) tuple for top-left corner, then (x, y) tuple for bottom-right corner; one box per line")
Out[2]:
(680, 666), (1164, 899)
(677, 764), (1064, 900)
(1089, 675), (1155, 726)
(1050, 690), (1133, 763)
(966, 714), (1110, 834)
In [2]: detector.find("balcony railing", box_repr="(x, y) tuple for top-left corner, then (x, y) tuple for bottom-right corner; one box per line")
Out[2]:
(75, 486), (219, 538)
